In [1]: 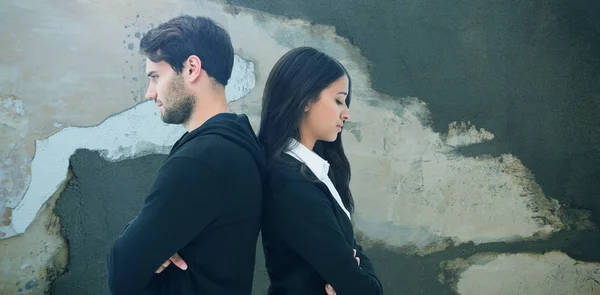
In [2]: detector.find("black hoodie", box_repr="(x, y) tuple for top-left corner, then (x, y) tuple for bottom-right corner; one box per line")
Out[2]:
(107, 113), (266, 295)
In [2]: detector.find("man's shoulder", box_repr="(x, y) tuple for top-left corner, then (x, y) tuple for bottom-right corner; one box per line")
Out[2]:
(161, 135), (221, 171)
(173, 134), (228, 158)
(171, 134), (257, 170)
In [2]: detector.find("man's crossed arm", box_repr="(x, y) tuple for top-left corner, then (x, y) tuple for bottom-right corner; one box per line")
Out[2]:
(107, 157), (221, 295)
(156, 253), (187, 274)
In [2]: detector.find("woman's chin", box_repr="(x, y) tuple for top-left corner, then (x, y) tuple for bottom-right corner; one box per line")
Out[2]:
(325, 135), (339, 142)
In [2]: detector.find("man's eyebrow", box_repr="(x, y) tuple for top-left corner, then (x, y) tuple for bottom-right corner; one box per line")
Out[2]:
(337, 92), (348, 95)
(147, 71), (157, 77)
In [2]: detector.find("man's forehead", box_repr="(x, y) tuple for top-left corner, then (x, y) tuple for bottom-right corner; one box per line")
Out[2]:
(146, 58), (160, 73)
(145, 59), (168, 74)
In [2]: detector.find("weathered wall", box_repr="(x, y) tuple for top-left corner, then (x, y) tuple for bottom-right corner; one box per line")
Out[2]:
(1, 0), (599, 294)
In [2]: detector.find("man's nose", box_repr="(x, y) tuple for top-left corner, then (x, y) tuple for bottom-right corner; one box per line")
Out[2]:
(145, 85), (157, 100)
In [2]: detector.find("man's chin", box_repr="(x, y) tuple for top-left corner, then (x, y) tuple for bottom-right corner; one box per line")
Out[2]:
(160, 115), (187, 126)
(160, 116), (175, 125)
(161, 119), (179, 125)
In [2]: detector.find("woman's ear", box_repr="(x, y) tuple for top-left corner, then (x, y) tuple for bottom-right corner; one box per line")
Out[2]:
(304, 100), (314, 112)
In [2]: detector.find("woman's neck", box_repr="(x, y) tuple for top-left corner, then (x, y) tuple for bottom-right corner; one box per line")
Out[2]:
(298, 131), (316, 151)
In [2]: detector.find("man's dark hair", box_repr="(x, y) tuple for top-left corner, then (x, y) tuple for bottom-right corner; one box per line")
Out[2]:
(140, 15), (234, 86)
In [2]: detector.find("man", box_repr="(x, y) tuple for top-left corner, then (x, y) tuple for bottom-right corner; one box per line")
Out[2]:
(106, 15), (266, 295)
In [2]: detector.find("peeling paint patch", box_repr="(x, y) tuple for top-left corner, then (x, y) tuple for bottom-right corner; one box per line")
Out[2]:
(3, 54), (255, 238)
(440, 251), (600, 295)
(445, 121), (494, 147)
(0, 94), (31, 239)
(3, 208), (12, 226)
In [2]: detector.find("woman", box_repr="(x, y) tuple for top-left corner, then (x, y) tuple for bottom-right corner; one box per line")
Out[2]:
(258, 47), (383, 295)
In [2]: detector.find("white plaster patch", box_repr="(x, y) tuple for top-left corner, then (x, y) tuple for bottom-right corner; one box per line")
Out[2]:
(4, 54), (255, 237)
(446, 121), (494, 147)
(346, 94), (565, 252)
(440, 252), (600, 295)
(226, 55), (255, 103)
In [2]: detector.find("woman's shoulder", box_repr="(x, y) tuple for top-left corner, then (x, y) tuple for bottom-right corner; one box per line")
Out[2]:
(268, 153), (302, 176)
(268, 157), (303, 184)
(267, 154), (321, 192)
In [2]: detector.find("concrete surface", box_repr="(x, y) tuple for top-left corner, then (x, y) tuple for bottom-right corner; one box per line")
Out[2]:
(51, 150), (166, 295)
(441, 251), (600, 294)
(0, 0), (598, 294)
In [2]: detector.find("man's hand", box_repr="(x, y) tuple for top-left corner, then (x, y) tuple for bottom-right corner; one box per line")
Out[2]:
(325, 249), (360, 294)
(155, 253), (188, 273)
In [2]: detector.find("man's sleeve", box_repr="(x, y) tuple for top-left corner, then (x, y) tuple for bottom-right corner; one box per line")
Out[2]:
(106, 156), (221, 295)
(270, 181), (383, 295)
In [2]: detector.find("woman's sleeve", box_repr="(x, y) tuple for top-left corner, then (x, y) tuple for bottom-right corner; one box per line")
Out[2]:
(268, 181), (383, 295)
(354, 240), (383, 291)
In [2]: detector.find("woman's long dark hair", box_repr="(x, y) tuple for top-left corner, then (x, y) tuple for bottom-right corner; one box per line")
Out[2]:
(258, 47), (354, 213)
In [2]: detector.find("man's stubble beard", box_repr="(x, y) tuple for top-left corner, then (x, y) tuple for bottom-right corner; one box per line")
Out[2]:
(161, 74), (196, 125)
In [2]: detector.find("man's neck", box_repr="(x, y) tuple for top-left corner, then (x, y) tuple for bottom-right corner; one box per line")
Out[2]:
(183, 93), (229, 132)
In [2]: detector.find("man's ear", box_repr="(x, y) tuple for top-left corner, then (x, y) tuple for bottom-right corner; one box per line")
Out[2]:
(184, 55), (202, 82)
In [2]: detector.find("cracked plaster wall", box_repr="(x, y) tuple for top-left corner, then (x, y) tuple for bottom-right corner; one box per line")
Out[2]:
(0, 0), (598, 294)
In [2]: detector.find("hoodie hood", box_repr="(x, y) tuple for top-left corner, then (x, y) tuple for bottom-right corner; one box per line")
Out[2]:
(170, 113), (267, 179)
